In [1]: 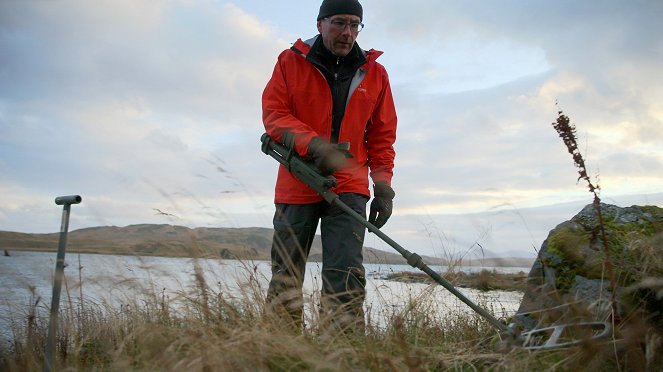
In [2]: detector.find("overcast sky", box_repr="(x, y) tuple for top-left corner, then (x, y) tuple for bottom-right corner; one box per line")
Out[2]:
(1, 0), (662, 259)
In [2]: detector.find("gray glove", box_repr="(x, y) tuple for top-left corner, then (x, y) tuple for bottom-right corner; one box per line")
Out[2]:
(369, 181), (395, 228)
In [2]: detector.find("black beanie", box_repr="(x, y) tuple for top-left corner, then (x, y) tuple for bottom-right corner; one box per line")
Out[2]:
(317, 0), (363, 21)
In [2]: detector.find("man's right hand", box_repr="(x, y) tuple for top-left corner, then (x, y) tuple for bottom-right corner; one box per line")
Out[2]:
(307, 137), (347, 176)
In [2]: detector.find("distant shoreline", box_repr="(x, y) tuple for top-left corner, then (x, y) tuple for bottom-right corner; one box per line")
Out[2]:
(0, 225), (536, 268)
(2, 246), (535, 268)
(3, 248), (530, 292)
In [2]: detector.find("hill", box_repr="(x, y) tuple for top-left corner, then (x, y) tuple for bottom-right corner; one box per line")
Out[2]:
(0, 224), (533, 267)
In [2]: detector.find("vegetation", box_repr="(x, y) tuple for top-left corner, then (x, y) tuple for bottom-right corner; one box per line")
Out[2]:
(0, 260), (652, 371)
(552, 109), (619, 317)
(542, 208), (663, 292)
(546, 109), (663, 368)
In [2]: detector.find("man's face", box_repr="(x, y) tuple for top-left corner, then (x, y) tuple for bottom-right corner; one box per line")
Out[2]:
(317, 14), (361, 57)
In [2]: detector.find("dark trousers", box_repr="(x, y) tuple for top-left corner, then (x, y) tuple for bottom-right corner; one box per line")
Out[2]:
(266, 193), (368, 330)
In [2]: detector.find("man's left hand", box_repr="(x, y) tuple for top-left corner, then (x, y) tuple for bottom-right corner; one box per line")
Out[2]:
(369, 181), (395, 229)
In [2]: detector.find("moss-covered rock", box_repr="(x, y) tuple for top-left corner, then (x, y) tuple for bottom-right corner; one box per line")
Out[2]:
(515, 203), (663, 329)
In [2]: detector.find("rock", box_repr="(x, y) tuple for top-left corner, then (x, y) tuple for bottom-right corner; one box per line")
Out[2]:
(514, 203), (663, 330)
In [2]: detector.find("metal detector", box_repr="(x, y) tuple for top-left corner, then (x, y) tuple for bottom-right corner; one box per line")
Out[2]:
(261, 133), (612, 350)
(44, 195), (82, 372)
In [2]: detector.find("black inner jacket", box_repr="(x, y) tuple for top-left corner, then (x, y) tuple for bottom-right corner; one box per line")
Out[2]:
(302, 36), (367, 144)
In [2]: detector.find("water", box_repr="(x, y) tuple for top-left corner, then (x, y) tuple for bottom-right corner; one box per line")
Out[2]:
(0, 251), (526, 341)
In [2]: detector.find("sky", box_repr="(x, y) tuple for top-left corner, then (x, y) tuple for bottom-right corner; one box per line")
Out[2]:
(1, 0), (662, 259)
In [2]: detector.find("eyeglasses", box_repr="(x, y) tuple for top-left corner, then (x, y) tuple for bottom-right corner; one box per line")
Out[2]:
(325, 17), (364, 32)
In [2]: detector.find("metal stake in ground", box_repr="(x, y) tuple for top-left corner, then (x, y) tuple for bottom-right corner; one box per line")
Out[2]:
(44, 195), (82, 372)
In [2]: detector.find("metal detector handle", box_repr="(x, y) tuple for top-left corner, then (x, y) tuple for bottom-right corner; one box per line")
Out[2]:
(327, 195), (513, 335)
(260, 133), (513, 336)
(44, 195), (82, 372)
(261, 133), (338, 203)
(55, 195), (82, 205)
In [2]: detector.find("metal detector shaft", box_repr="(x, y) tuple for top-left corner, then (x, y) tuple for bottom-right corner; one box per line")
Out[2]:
(329, 193), (511, 334)
(261, 133), (339, 203)
(44, 195), (82, 372)
(260, 134), (512, 335)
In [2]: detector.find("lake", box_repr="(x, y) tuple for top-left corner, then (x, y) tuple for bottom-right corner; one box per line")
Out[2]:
(0, 251), (526, 340)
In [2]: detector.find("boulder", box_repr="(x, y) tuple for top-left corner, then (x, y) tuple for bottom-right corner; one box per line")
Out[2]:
(514, 203), (663, 331)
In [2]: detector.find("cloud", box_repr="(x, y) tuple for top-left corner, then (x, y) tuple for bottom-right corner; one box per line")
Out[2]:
(1, 0), (662, 258)
(0, 0), (281, 230)
(364, 0), (663, 210)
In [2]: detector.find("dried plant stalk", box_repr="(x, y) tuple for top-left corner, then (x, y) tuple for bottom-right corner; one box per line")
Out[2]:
(551, 109), (619, 323)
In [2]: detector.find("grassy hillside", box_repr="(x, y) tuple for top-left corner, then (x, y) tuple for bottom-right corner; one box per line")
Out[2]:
(0, 225), (271, 260)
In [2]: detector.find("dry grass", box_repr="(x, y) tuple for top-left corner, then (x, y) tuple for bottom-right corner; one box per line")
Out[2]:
(1, 258), (656, 371)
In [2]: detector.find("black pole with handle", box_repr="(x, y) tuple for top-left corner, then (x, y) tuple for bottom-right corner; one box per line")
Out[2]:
(260, 134), (514, 335)
(44, 195), (82, 372)
(260, 133), (619, 350)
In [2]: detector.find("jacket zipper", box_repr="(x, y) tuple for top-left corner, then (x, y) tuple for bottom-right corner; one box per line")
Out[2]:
(331, 57), (341, 143)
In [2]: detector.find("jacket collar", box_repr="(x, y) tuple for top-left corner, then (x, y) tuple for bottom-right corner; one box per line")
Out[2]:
(291, 35), (382, 68)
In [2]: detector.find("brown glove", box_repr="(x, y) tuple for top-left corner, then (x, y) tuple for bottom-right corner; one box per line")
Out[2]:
(307, 137), (347, 177)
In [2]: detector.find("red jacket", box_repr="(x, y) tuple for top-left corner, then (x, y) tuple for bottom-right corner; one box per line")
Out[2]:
(262, 37), (397, 204)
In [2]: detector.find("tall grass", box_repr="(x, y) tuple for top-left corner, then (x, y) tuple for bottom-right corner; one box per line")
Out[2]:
(1, 254), (652, 371)
(0, 261), (476, 370)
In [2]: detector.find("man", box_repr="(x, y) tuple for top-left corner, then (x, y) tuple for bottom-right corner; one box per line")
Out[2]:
(262, 0), (397, 332)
